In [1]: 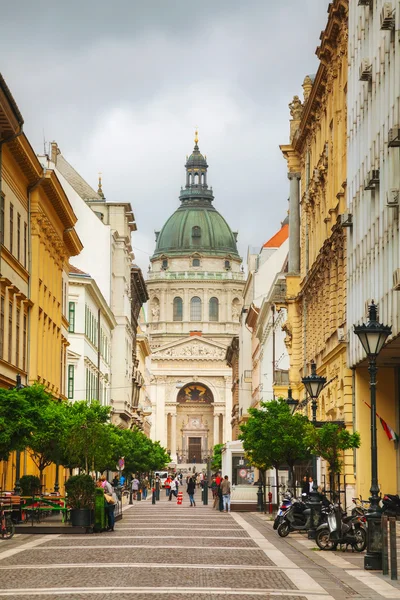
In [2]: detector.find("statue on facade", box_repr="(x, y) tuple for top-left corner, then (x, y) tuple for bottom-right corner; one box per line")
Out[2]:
(289, 95), (303, 120)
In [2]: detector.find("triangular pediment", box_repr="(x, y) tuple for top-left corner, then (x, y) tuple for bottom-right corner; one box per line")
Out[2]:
(151, 336), (227, 361)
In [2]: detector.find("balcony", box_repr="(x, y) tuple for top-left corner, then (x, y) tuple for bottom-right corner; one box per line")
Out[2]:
(147, 270), (245, 282)
(274, 369), (289, 385)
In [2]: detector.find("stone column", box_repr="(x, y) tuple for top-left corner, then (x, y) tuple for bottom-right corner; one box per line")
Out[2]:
(288, 172), (301, 274)
(213, 413), (219, 445)
(171, 413), (177, 460)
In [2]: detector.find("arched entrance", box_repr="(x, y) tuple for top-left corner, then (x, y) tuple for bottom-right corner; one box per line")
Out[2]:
(176, 383), (214, 465)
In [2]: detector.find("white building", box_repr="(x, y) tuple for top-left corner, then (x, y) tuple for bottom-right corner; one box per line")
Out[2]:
(39, 143), (147, 428)
(67, 266), (116, 405)
(146, 134), (245, 467)
(347, 0), (400, 496)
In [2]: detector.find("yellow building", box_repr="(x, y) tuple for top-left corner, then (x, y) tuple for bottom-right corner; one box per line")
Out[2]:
(0, 73), (82, 492)
(280, 1), (354, 497)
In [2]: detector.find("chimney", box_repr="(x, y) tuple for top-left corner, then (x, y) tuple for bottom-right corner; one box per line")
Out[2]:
(50, 141), (60, 165)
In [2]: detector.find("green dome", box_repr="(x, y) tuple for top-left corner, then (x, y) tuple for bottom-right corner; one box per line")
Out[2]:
(153, 204), (239, 258)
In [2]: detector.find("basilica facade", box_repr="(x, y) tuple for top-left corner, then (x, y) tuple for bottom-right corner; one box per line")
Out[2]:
(146, 134), (245, 466)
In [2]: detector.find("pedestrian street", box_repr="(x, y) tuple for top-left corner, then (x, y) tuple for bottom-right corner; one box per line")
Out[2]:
(0, 496), (399, 599)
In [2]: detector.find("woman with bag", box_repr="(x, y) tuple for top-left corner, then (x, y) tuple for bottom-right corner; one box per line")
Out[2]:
(187, 476), (196, 507)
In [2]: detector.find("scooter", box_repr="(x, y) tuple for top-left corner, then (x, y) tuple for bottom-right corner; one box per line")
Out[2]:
(273, 491), (293, 530)
(315, 504), (367, 552)
(382, 494), (400, 516)
(277, 493), (330, 537)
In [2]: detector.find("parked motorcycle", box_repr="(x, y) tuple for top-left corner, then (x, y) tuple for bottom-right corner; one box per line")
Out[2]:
(382, 493), (400, 516)
(277, 493), (330, 537)
(315, 504), (367, 552)
(273, 491), (293, 530)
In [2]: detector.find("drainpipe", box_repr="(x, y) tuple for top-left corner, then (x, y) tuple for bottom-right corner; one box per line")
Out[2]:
(352, 367), (357, 479)
(272, 305), (275, 400)
(303, 296), (307, 375)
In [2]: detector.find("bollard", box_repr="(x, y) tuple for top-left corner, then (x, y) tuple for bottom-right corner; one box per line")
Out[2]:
(382, 515), (389, 575)
(257, 481), (264, 513)
(268, 492), (273, 514)
(137, 490), (141, 502)
(155, 480), (160, 501)
(382, 516), (388, 573)
(389, 517), (397, 580)
(203, 483), (208, 506)
(152, 488), (156, 504)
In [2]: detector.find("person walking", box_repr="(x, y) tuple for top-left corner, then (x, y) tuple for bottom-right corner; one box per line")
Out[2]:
(220, 475), (231, 513)
(187, 475), (196, 507)
(131, 476), (140, 500)
(164, 475), (172, 497)
(301, 476), (309, 495)
(169, 476), (177, 501)
(141, 476), (149, 500)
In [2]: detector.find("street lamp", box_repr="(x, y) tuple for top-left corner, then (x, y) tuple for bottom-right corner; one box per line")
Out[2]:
(284, 387), (299, 415)
(302, 362), (326, 538)
(14, 374), (24, 496)
(354, 300), (391, 571)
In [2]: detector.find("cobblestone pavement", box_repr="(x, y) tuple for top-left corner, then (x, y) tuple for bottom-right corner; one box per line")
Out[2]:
(0, 497), (399, 598)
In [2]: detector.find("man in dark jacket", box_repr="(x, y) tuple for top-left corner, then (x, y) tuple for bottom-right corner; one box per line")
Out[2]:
(187, 476), (196, 507)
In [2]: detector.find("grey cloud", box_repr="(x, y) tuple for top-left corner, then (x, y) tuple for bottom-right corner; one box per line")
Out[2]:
(1, 0), (329, 271)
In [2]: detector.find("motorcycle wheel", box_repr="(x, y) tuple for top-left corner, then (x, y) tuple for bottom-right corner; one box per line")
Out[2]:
(316, 528), (337, 551)
(353, 527), (367, 552)
(277, 521), (291, 537)
(273, 517), (281, 530)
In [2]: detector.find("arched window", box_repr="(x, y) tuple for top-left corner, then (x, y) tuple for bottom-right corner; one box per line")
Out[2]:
(194, 172), (199, 185)
(162, 258), (168, 270)
(224, 259), (231, 270)
(190, 296), (202, 321)
(192, 226), (201, 238)
(209, 297), (219, 322)
(192, 258), (200, 267)
(173, 297), (183, 321)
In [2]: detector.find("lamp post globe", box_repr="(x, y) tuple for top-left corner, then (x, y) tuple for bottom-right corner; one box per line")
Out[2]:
(285, 387), (299, 416)
(354, 301), (391, 570)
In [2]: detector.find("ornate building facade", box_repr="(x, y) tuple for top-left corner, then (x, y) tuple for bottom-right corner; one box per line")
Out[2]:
(280, 0), (354, 496)
(147, 134), (244, 465)
(347, 0), (400, 498)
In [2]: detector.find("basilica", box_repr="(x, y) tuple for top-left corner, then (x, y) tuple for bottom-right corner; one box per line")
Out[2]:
(146, 133), (245, 468)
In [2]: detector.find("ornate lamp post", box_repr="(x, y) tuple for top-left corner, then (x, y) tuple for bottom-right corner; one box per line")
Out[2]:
(302, 362), (326, 538)
(14, 374), (24, 496)
(354, 301), (391, 570)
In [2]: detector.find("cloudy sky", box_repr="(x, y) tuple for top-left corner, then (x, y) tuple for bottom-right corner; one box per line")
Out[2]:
(2, 0), (329, 271)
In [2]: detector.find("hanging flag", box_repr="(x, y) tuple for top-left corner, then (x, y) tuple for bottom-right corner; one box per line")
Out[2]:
(363, 399), (399, 442)
(380, 417), (399, 442)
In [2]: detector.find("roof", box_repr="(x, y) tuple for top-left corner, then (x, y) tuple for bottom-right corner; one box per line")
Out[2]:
(56, 153), (102, 201)
(69, 264), (89, 276)
(263, 223), (289, 249)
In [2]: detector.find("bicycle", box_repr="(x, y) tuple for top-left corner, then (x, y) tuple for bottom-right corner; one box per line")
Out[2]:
(0, 502), (15, 539)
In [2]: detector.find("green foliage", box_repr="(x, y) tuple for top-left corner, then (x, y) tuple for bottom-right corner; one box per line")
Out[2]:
(240, 399), (313, 475)
(119, 428), (169, 475)
(211, 443), (224, 471)
(307, 423), (360, 475)
(65, 474), (96, 509)
(19, 475), (41, 497)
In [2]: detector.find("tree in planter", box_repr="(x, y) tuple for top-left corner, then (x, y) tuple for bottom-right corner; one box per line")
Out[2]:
(307, 422), (360, 493)
(211, 443), (224, 472)
(65, 474), (96, 510)
(19, 475), (41, 497)
(240, 399), (313, 492)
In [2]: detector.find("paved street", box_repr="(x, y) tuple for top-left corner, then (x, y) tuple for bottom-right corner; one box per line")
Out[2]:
(0, 497), (399, 599)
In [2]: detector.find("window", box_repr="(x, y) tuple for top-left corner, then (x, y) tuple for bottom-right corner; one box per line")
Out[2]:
(224, 260), (231, 270)
(17, 214), (21, 262)
(162, 259), (168, 270)
(209, 297), (219, 322)
(16, 307), (20, 367)
(192, 258), (200, 267)
(8, 302), (12, 363)
(192, 226), (201, 238)
(9, 204), (13, 254)
(24, 223), (27, 268)
(68, 365), (74, 399)
(173, 297), (183, 321)
(0, 195), (4, 245)
(190, 296), (202, 321)
(0, 297), (4, 358)
(68, 302), (75, 333)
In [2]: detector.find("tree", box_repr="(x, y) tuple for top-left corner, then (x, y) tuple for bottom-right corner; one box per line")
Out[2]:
(0, 384), (48, 460)
(307, 422), (360, 490)
(28, 398), (68, 485)
(119, 428), (169, 475)
(211, 443), (224, 471)
(240, 399), (313, 488)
